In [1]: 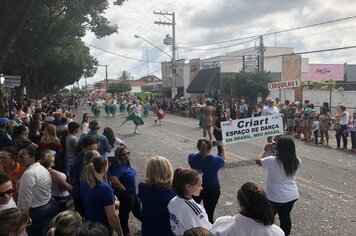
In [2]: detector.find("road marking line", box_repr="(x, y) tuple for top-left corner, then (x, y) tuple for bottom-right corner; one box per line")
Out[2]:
(155, 126), (355, 201)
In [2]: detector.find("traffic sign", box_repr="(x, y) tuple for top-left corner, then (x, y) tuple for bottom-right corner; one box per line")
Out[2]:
(4, 75), (21, 87)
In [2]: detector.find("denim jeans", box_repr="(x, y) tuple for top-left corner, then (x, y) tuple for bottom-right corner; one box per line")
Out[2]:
(335, 124), (347, 148)
(28, 198), (58, 236)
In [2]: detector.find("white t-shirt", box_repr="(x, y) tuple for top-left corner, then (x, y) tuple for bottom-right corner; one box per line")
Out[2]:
(131, 104), (143, 117)
(313, 120), (320, 132)
(210, 214), (285, 236)
(168, 196), (212, 236)
(261, 156), (300, 203)
(339, 111), (350, 125)
(105, 138), (125, 158)
(262, 106), (279, 116)
(81, 122), (89, 134)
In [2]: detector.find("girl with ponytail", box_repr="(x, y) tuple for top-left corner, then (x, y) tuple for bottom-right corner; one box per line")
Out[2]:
(188, 138), (227, 224)
(80, 155), (123, 236)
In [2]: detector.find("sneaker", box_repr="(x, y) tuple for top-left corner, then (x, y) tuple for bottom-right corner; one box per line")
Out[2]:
(333, 146), (341, 149)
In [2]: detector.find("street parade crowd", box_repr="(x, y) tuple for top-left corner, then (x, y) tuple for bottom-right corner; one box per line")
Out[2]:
(0, 93), (355, 236)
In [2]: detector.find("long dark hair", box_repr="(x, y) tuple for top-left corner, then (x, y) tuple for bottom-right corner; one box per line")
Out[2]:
(238, 182), (274, 226)
(103, 127), (115, 147)
(81, 113), (90, 130)
(276, 137), (300, 177)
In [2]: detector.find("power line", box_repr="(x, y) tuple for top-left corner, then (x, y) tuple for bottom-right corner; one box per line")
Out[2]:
(180, 15), (356, 48)
(263, 15), (356, 37)
(195, 46), (356, 64)
(180, 38), (258, 51)
(84, 42), (162, 63)
(126, 50), (171, 72)
(262, 45), (356, 60)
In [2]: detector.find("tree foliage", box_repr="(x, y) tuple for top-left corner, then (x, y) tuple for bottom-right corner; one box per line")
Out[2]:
(0, 0), (127, 106)
(107, 81), (132, 94)
(301, 80), (336, 90)
(231, 70), (272, 101)
(118, 70), (131, 81)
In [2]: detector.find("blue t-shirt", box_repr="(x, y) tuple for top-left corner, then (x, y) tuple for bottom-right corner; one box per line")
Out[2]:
(81, 181), (115, 229)
(108, 157), (136, 193)
(73, 152), (84, 198)
(188, 153), (224, 185)
(138, 182), (175, 236)
(78, 131), (110, 155)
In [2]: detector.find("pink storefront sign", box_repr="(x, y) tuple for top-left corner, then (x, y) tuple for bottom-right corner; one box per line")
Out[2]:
(306, 64), (344, 81)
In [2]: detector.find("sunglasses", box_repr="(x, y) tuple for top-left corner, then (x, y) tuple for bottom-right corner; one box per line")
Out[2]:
(121, 151), (130, 156)
(0, 189), (15, 197)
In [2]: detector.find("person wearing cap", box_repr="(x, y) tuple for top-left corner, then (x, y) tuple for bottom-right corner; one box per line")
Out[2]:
(81, 120), (110, 156)
(0, 118), (14, 149)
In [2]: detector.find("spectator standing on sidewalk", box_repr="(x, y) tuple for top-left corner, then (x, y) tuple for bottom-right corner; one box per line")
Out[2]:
(319, 107), (331, 145)
(335, 105), (350, 149)
(350, 111), (356, 152)
(239, 100), (248, 119)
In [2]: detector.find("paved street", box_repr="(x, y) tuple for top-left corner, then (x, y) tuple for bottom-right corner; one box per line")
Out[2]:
(75, 108), (356, 236)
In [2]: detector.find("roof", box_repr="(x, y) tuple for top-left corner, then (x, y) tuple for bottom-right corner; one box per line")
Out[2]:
(186, 67), (220, 93)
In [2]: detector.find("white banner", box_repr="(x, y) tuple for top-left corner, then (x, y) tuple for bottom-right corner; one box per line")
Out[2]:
(221, 115), (284, 144)
(268, 80), (300, 91)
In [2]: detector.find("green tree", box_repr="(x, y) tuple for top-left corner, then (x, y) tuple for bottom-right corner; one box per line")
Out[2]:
(231, 70), (272, 101)
(107, 81), (132, 94)
(118, 71), (131, 81)
(0, 0), (127, 111)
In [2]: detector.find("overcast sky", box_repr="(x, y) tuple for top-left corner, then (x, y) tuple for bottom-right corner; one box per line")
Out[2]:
(78, 0), (356, 87)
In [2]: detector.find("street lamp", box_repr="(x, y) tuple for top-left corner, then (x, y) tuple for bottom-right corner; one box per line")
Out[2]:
(134, 35), (172, 59)
(134, 35), (173, 92)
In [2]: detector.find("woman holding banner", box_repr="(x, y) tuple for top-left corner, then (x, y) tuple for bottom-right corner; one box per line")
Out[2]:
(213, 105), (227, 156)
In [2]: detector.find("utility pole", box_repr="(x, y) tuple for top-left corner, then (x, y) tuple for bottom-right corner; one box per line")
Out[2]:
(105, 64), (108, 91)
(259, 35), (264, 71)
(98, 64), (109, 91)
(154, 11), (176, 98)
(146, 48), (149, 76)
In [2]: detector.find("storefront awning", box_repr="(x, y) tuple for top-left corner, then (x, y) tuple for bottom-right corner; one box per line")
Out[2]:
(186, 67), (220, 93)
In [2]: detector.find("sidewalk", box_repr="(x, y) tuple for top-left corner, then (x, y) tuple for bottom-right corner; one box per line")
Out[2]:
(297, 129), (354, 151)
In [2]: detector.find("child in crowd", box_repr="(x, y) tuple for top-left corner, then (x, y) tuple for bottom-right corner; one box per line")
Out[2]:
(313, 116), (320, 144)
(168, 168), (212, 236)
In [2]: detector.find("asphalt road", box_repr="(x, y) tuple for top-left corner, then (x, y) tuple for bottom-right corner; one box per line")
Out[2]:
(74, 108), (356, 236)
